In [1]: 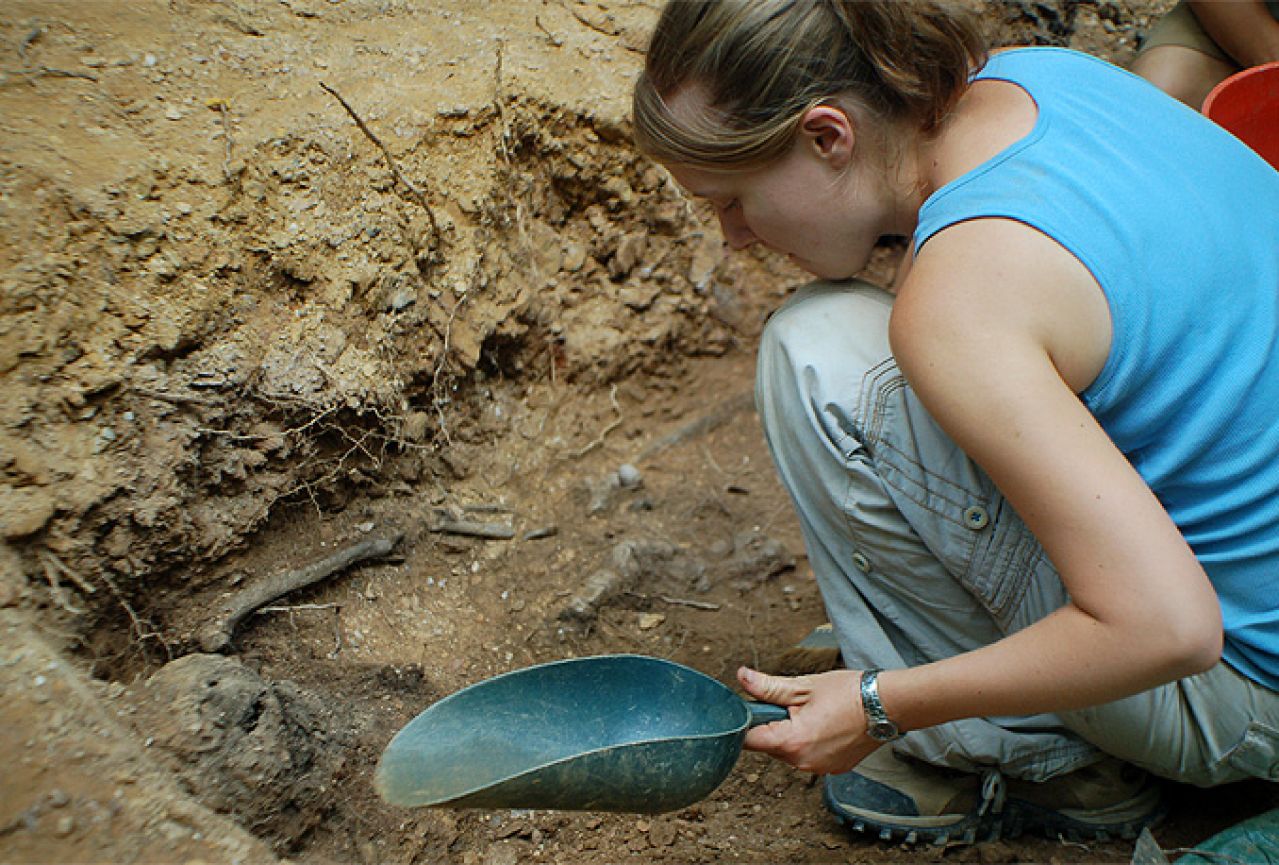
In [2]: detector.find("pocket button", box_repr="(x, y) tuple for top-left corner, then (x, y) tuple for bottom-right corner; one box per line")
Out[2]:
(963, 506), (990, 531)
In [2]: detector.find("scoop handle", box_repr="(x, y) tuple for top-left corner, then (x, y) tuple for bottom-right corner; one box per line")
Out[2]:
(745, 701), (789, 726)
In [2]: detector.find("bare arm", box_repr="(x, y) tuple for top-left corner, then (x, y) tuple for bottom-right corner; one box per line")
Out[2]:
(1188, 0), (1279, 68)
(880, 219), (1221, 731)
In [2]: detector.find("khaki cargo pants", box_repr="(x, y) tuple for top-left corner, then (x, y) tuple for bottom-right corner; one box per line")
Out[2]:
(755, 280), (1279, 786)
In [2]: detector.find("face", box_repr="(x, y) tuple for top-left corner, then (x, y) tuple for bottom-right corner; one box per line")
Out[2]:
(662, 90), (903, 281)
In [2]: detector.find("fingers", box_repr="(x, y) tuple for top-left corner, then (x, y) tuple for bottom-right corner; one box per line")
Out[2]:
(737, 666), (810, 707)
(743, 717), (791, 754)
(738, 667), (808, 760)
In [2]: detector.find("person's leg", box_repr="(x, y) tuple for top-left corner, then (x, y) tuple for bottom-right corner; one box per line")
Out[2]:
(1063, 661), (1279, 787)
(1131, 1), (1238, 109)
(1131, 44), (1237, 108)
(756, 280), (1097, 780)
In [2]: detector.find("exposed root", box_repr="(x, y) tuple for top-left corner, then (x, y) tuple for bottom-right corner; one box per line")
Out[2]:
(199, 533), (403, 653)
(563, 384), (622, 459)
(319, 81), (440, 247)
(39, 549), (90, 614)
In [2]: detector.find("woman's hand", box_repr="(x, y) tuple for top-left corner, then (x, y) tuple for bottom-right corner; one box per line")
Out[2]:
(737, 666), (881, 775)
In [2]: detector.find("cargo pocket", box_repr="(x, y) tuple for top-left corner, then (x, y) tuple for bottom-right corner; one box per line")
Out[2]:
(866, 368), (1061, 634)
(1226, 720), (1279, 781)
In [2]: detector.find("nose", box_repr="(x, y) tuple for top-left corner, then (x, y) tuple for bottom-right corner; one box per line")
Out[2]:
(716, 209), (757, 250)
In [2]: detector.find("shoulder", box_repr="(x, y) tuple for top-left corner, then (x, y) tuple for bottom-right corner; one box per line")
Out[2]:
(893, 219), (1111, 395)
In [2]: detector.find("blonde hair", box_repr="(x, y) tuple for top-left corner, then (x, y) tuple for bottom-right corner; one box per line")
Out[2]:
(632, 0), (987, 171)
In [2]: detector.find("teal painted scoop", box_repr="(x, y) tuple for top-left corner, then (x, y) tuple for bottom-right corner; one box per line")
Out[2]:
(375, 654), (788, 813)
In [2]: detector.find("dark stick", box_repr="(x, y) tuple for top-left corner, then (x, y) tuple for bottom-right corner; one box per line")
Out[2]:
(199, 534), (402, 652)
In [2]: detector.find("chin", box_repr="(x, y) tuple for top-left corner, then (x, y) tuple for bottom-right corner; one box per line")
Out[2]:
(805, 263), (859, 282)
(789, 252), (865, 282)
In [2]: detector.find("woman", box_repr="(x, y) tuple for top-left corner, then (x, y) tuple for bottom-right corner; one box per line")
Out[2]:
(632, 0), (1279, 845)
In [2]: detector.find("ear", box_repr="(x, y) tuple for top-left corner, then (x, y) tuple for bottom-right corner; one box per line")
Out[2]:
(798, 104), (855, 169)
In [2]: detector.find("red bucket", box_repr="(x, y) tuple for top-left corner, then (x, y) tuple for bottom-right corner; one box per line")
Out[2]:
(1202, 61), (1279, 170)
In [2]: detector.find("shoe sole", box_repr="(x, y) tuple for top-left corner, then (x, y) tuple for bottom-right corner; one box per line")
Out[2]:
(823, 781), (996, 847)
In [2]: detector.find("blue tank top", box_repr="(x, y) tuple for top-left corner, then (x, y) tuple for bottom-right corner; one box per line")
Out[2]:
(914, 47), (1279, 690)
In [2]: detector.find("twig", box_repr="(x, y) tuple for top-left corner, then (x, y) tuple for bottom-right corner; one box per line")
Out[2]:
(493, 41), (509, 163)
(564, 384), (622, 459)
(319, 81), (439, 244)
(522, 526), (558, 541)
(462, 503), (513, 515)
(429, 520), (515, 540)
(2, 66), (98, 84)
(199, 533), (402, 652)
(567, 4), (618, 37)
(534, 15), (563, 46)
(130, 386), (216, 407)
(216, 99), (234, 183)
(1056, 833), (1091, 852)
(98, 568), (172, 658)
(19, 26), (44, 61)
(636, 391), (753, 462)
(39, 551), (86, 614)
(39, 550), (96, 597)
(659, 595), (721, 611)
(256, 602), (341, 614)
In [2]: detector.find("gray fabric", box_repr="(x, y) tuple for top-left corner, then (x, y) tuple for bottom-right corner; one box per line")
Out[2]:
(755, 279), (1279, 786)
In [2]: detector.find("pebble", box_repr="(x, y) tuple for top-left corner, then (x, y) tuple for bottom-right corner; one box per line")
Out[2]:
(617, 463), (642, 488)
(53, 815), (75, 837)
(637, 612), (665, 631)
(165, 107), (183, 121)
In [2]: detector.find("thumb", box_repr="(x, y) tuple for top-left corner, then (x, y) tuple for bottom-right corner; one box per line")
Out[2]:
(738, 666), (810, 707)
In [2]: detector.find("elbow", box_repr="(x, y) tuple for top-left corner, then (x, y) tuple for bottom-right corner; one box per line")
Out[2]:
(1164, 611), (1223, 679)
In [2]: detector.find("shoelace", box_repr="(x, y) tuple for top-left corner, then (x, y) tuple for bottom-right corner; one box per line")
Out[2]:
(977, 768), (1007, 817)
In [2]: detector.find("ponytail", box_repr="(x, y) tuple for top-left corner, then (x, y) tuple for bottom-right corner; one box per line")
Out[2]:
(633, 0), (987, 171)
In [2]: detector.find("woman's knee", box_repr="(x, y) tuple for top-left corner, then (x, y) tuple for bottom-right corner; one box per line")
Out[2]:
(756, 281), (895, 436)
(759, 281), (894, 376)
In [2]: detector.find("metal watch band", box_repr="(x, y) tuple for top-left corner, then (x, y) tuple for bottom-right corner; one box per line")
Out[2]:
(860, 668), (902, 742)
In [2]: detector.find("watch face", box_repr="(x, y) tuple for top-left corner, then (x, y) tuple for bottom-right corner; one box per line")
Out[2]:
(869, 721), (899, 741)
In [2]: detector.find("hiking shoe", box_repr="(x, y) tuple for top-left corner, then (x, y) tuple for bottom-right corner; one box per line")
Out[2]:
(1003, 757), (1165, 842)
(823, 747), (1005, 846)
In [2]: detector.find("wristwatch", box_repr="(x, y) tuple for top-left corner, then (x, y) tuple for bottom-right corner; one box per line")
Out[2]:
(859, 668), (902, 742)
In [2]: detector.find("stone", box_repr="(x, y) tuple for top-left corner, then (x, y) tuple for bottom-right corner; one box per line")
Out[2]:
(0, 485), (57, 539)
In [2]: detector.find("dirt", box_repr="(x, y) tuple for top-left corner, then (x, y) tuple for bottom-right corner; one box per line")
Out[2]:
(2, 1), (1276, 863)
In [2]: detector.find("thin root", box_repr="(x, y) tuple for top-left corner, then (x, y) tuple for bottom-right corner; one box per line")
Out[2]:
(563, 384), (622, 459)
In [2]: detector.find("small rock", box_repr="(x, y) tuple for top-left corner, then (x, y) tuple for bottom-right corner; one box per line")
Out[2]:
(53, 815), (75, 837)
(560, 569), (623, 622)
(617, 463), (642, 488)
(47, 789), (70, 808)
(0, 486), (57, 539)
(481, 841), (520, 865)
(561, 241), (587, 272)
(637, 612), (665, 631)
(648, 819), (678, 847)
(609, 233), (647, 278)
(164, 106), (183, 121)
